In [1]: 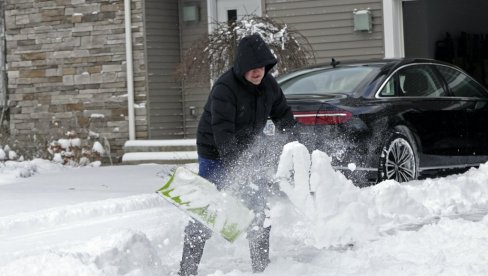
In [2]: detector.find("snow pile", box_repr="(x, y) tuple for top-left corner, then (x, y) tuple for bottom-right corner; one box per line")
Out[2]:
(0, 159), (63, 185)
(92, 141), (105, 155)
(0, 145), (21, 161)
(0, 194), (164, 235)
(0, 230), (161, 276)
(275, 141), (488, 248)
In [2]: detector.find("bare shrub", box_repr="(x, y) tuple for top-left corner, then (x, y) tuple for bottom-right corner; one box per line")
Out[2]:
(175, 15), (315, 85)
(0, 125), (50, 161)
(0, 116), (111, 166)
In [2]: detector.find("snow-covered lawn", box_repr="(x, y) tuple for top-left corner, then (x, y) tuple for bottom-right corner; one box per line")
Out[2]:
(1, 143), (488, 276)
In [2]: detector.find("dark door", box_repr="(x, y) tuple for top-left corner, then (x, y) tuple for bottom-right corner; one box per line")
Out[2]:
(435, 64), (488, 157)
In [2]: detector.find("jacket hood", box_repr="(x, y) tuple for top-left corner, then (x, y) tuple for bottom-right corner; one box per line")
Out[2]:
(233, 34), (277, 79)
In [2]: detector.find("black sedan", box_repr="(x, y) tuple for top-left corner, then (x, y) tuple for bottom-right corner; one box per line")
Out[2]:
(272, 58), (488, 186)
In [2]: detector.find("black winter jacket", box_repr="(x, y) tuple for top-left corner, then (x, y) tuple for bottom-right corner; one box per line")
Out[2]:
(196, 34), (295, 163)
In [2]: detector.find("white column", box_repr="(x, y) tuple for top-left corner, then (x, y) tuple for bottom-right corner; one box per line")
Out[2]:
(383, 0), (406, 58)
(124, 0), (135, 140)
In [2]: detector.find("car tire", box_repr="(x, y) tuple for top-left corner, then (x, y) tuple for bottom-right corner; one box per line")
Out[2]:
(378, 132), (419, 183)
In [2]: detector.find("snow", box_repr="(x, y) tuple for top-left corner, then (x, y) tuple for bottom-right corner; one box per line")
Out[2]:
(122, 151), (198, 162)
(90, 113), (105, 118)
(1, 142), (488, 275)
(124, 139), (196, 147)
(58, 138), (81, 149)
(122, 139), (197, 163)
(92, 141), (105, 154)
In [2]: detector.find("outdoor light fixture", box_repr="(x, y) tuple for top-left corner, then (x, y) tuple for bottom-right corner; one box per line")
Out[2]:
(189, 106), (197, 117)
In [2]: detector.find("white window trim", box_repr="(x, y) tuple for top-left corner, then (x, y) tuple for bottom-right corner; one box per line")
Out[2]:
(383, 0), (409, 58)
(207, 0), (263, 33)
(207, 0), (217, 33)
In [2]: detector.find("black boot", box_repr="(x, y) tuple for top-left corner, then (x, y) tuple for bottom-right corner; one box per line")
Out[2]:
(248, 226), (271, 273)
(179, 220), (212, 276)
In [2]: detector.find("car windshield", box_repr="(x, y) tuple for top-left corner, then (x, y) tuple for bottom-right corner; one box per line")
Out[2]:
(280, 67), (376, 95)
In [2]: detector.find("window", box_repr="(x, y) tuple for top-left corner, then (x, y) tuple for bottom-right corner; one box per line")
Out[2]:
(379, 78), (395, 96)
(435, 65), (488, 98)
(281, 67), (376, 95)
(227, 9), (237, 25)
(379, 65), (444, 97)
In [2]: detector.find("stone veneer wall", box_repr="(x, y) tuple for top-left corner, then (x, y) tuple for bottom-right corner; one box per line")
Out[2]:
(4, 0), (147, 162)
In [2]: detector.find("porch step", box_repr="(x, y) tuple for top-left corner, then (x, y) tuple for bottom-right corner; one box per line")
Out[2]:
(121, 139), (198, 165)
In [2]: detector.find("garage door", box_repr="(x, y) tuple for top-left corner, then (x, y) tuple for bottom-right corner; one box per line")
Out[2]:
(403, 0), (488, 88)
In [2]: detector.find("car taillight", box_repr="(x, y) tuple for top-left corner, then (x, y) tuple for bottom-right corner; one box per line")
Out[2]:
(293, 110), (352, 125)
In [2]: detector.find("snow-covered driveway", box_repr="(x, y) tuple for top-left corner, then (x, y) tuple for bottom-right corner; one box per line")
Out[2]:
(1, 150), (488, 275)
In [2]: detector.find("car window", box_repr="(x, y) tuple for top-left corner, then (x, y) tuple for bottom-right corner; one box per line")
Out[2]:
(435, 65), (488, 98)
(379, 77), (396, 96)
(379, 65), (445, 97)
(280, 67), (375, 95)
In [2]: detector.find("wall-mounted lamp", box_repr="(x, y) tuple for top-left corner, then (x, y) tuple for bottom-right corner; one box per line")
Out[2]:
(183, 5), (199, 22)
(189, 106), (197, 117)
(353, 8), (372, 33)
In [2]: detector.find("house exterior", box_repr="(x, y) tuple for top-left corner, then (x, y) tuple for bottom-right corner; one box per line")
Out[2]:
(1, 0), (487, 162)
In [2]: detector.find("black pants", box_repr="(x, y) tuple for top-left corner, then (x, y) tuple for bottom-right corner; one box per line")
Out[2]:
(179, 210), (271, 276)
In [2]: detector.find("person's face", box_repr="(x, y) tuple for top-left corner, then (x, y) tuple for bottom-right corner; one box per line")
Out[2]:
(244, 67), (265, 85)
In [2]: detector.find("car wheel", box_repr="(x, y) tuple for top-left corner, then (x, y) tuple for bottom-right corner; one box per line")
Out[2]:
(378, 132), (418, 183)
